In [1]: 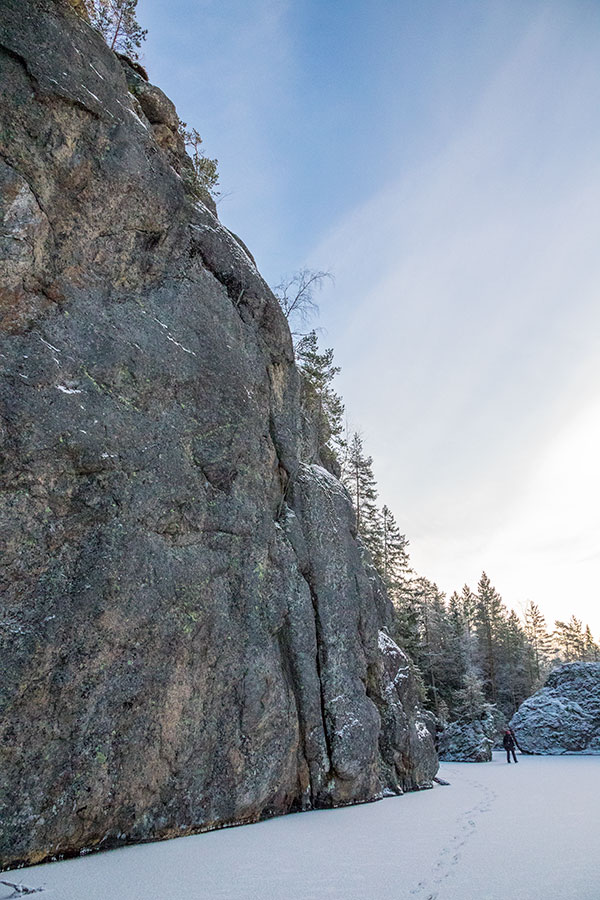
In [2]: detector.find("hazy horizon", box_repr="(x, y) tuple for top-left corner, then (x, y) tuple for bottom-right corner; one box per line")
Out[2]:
(138, 0), (600, 636)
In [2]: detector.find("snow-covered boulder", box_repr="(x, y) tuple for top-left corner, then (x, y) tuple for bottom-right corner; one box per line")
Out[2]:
(510, 662), (600, 754)
(438, 711), (495, 762)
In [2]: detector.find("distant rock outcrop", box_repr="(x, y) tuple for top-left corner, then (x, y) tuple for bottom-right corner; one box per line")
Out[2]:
(438, 710), (495, 763)
(510, 663), (600, 755)
(0, 0), (437, 869)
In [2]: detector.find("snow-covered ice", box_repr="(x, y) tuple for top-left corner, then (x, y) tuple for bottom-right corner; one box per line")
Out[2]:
(4, 752), (599, 899)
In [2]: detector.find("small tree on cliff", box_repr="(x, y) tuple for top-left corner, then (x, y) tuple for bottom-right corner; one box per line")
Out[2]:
(381, 505), (410, 589)
(85, 0), (147, 58)
(274, 269), (333, 341)
(179, 125), (220, 199)
(296, 331), (345, 465)
(343, 432), (382, 565)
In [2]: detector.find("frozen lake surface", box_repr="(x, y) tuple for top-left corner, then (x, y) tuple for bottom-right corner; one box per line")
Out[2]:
(4, 752), (599, 899)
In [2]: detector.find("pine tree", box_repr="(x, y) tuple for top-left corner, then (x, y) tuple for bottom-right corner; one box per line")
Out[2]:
(498, 610), (532, 715)
(474, 572), (506, 703)
(445, 592), (474, 711)
(583, 625), (600, 661)
(397, 577), (465, 718)
(389, 537), (420, 662)
(85, 0), (147, 58)
(460, 584), (478, 638)
(380, 505), (410, 589)
(569, 616), (586, 659)
(416, 578), (442, 714)
(402, 577), (441, 714)
(553, 620), (571, 660)
(392, 582), (421, 662)
(295, 331), (345, 465)
(453, 669), (487, 721)
(554, 616), (585, 661)
(343, 433), (382, 565)
(524, 601), (552, 684)
(451, 585), (476, 673)
(179, 126), (220, 198)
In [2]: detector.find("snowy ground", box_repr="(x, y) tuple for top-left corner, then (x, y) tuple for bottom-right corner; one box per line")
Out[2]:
(4, 752), (599, 900)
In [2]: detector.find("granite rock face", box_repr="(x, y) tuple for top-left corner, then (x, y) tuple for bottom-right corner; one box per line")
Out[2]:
(438, 710), (495, 763)
(510, 663), (600, 755)
(0, 0), (437, 869)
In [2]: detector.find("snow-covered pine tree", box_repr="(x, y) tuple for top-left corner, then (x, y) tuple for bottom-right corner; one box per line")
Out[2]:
(452, 668), (488, 721)
(460, 584), (478, 637)
(400, 577), (458, 717)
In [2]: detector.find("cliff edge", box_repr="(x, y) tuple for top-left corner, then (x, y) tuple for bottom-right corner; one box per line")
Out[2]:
(0, 0), (437, 869)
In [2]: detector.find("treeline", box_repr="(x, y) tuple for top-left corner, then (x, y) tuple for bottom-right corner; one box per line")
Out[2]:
(276, 272), (600, 723)
(341, 433), (599, 721)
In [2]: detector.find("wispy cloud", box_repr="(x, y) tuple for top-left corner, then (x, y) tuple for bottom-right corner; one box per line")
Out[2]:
(143, 0), (600, 631)
(309, 7), (600, 629)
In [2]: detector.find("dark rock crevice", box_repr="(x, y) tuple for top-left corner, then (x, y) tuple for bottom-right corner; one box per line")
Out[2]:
(304, 576), (335, 788)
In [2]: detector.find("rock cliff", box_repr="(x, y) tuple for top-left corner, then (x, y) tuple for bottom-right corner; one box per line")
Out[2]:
(0, 0), (437, 870)
(510, 663), (600, 755)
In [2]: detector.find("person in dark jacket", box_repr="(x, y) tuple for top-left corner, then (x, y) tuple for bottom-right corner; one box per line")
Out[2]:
(510, 725), (523, 752)
(503, 729), (518, 763)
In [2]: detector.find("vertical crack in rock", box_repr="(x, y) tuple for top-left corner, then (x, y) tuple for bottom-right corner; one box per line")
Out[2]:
(306, 579), (335, 790)
(273, 619), (312, 810)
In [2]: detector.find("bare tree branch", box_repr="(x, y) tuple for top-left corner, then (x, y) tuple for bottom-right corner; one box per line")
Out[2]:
(0, 881), (44, 897)
(273, 269), (333, 325)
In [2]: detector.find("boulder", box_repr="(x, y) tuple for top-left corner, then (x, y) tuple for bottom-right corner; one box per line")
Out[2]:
(510, 662), (600, 755)
(438, 711), (495, 763)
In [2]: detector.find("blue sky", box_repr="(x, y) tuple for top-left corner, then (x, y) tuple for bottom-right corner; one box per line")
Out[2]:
(138, 0), (600, 634)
